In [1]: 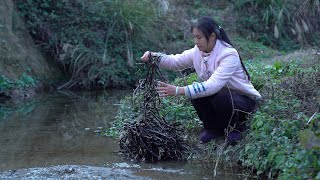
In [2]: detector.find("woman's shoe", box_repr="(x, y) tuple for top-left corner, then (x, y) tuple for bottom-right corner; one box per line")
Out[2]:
(199, 130), (222, 143)
(227, 131), (241, 145)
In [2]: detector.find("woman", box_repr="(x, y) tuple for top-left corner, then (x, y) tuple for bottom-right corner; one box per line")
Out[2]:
(141, 16), (261, 144)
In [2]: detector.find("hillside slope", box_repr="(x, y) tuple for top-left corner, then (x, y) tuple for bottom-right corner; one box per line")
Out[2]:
(0, 0), (61, 101)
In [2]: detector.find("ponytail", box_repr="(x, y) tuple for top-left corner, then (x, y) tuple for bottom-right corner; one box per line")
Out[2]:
(219, 28), (251, 80)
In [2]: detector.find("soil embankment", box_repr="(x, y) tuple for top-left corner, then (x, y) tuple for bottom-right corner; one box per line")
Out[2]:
(0, 0), (61, 102)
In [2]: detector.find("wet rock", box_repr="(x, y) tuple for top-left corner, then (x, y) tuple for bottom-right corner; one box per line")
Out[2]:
(63, 167), (75, 174)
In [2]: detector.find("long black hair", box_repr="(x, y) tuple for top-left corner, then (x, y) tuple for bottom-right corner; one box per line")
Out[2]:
(191, 16), (251, 80)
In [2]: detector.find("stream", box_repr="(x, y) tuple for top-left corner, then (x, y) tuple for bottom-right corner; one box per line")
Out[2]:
(0, 90), (243, 179)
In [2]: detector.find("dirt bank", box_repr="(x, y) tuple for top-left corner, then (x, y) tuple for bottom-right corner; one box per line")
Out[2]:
(0, 0), (62, 103)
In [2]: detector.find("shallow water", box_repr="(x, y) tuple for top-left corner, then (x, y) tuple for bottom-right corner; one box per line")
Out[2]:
(0, 90), (242, 179)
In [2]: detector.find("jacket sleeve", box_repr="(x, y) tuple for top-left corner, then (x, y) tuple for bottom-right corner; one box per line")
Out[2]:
(158, 48), (194, 71)
(184, 50), (240, 99)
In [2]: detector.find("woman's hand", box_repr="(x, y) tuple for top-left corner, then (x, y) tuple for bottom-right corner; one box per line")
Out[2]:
(141, 51), (151, 62)
(156, 81), (176, 97)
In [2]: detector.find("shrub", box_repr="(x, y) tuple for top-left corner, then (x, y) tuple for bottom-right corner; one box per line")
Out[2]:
(15, 0), (168, 89)
(232, 0), (320, 50)
(240, 62), (319, 179)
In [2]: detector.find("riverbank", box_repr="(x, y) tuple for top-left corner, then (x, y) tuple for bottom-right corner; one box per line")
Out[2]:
(106, 48), (320, 179)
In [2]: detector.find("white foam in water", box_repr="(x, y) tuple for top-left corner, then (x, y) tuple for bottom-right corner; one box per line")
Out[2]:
(0, 165), (151, 180)
(113, 162), (140, 168)
(142, 167), (186, 174)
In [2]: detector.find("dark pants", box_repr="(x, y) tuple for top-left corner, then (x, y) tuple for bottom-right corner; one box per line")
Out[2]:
(191, 88), (256, 133)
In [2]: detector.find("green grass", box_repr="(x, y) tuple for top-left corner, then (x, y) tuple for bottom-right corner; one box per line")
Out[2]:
(232, 36), (281, 61)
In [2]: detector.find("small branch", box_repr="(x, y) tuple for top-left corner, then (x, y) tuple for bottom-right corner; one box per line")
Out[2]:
(307, 111), (318, 125)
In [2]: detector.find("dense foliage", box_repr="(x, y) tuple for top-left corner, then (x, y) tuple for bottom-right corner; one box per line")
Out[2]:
(241, 59), (319, 179)
(14, 0), (319, 89)
(15, 0), (170, 89)
(233, 0), (320, 50)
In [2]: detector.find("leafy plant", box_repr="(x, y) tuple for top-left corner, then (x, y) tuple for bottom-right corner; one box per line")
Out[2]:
(15, 0), (170, 89)
(245, 60), (298, 91)
(0, 75), (14, 91)
(0, 73), (37, 91)
(17, 73), (37, 88)
(239, 59), (319, 179)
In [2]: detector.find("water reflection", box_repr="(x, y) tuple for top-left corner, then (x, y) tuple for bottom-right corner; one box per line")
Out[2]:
(0, 90), (242, 179)
(0, 90), (128, 171)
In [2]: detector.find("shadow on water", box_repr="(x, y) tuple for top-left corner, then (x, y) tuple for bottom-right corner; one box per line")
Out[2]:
(0, 90), (243, 179)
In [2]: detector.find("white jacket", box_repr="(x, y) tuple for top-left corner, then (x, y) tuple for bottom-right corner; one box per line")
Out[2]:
(159, 39), (262, 100)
